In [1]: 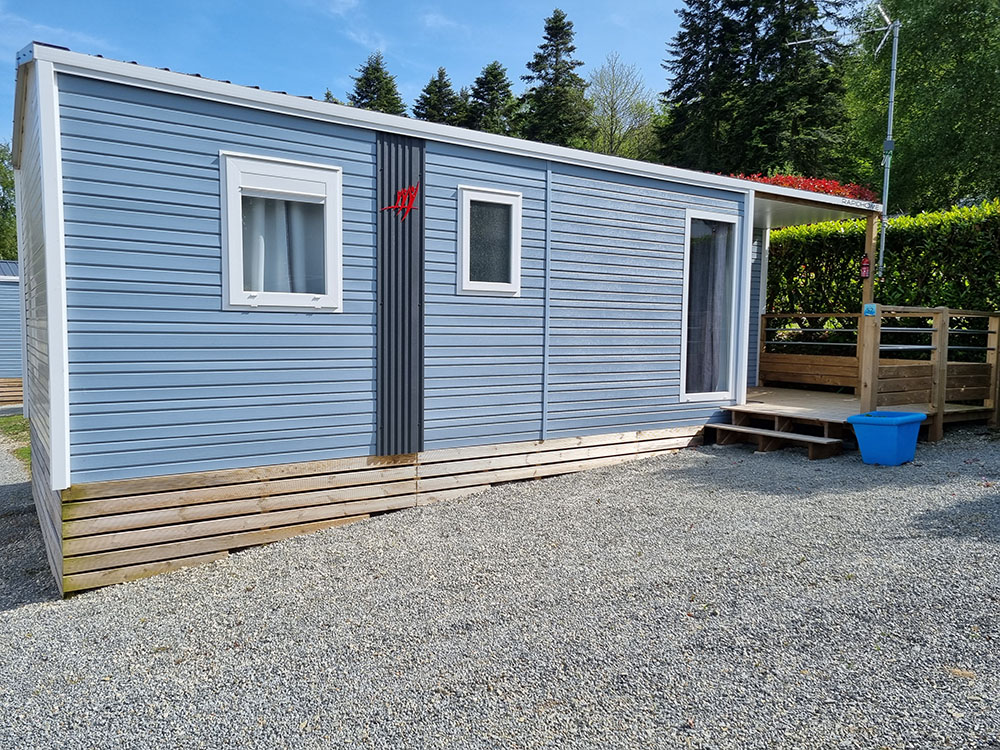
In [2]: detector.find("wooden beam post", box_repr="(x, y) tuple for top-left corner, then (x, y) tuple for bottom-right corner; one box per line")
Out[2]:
(858, 303), (881, 413)
(929, 307), (949, 442)
(863, 213), (878, 305)
(986, 315), (1000, 427)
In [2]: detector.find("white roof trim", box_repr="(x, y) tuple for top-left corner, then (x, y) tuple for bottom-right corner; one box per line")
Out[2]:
(17, 43), (882, 216)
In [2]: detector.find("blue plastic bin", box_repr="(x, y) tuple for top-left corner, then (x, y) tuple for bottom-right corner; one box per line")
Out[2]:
(846, 411), (926, 466)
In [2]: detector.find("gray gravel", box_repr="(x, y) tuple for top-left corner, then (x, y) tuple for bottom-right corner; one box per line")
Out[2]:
(1, 429), (998, 749)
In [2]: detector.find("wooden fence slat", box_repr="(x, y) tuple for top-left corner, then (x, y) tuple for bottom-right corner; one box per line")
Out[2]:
(63, 515), (366, 576)
(63, 464), (419, 520)
(63, 552), (228, 593)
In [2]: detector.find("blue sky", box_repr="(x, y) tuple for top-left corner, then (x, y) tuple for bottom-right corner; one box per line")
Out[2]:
(2, 0), (684, 142)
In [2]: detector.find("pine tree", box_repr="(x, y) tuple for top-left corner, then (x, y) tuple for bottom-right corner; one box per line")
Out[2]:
(347, 51), (407, 116)
(521, 9), (592, 147)
(412, 68), (462, 124)
(733, 0), (847, 177)
(657, 0), (741, 172)
(659, 0), (850, 177)
(465, 61), (518, 135)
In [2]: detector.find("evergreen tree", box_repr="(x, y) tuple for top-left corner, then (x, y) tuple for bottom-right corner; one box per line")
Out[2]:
(657, 0), (742, 171)
(465, 61), (518, 135)
(412, 68), (463, 124)
(659, 0), (850, 178)
(347, 51), (407, 116)
(521, 9), (592, 147)
(733, 0), (847, 177)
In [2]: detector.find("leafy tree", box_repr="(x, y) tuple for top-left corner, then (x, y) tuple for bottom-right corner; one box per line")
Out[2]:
(0, 142), (15, 261)
(521, 8), (592, 147)
(465, 61), (519, 136)
(846, 0), (1000, 212)
(587, 52), (657, 160)
(412, 67), (463, 124)
(347, 51), (407, 116)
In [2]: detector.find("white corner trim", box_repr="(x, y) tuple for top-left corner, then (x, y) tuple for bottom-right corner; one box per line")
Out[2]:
(13, 169), (29, 420)
(736, 192), (754, 406)
(679, 207), (742, 405)
(34, 59), (71, 490)
(19, 44), (883, 217)
(759, 228), (771, 317)
(456, 185), (522, 297)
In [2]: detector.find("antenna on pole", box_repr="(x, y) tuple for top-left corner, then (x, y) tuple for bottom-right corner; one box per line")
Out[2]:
(788, 3), (902, 279)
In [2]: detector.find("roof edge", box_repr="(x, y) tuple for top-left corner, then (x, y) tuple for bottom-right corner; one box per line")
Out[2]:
(24, 42), (882, 216)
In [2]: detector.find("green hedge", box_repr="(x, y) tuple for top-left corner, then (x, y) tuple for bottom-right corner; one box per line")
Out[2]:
(767, 200), (1000, 313)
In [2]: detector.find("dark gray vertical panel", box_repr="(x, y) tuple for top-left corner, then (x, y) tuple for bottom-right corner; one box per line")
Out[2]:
(376, 133), (425, 455)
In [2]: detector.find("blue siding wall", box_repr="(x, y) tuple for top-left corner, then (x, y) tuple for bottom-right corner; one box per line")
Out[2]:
(58, 74), (379, 482)
(0, 281), (22, 377)
(546, 165), (740, 437)
(422, 142), (547, 448)
(421, 148), (746, 451)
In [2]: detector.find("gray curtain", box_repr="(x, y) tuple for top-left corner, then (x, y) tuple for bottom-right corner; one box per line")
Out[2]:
(242, 196), (325, 294)
(686, 220), (732, 394)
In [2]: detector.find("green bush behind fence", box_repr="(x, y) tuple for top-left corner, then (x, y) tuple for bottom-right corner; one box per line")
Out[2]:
(767, 199), (1000, 314)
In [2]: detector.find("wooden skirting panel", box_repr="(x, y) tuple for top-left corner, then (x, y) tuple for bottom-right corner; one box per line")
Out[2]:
(0, 377), (23, 405)
(60, 425), (703, 592)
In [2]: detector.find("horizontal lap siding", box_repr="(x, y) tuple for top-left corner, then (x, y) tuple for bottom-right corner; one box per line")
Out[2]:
(58, 74), (378, 482)
(17, 63), (62, 584)
(0, 282), (22, 377)
(422, 143), (547, 449)
(547, 166), (742, 436)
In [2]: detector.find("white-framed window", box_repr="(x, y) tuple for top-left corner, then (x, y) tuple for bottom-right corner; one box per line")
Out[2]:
(680, 208), (740, 403)
(457, 185), (522, 296)
(220, 151), (343, 311)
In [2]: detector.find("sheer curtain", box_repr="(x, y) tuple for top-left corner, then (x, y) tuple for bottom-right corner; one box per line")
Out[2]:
(686, 219), (733, 394)
(242, 196), (324, 294)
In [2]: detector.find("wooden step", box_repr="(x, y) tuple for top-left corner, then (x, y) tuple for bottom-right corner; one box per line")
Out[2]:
(707, 423), (842, 460)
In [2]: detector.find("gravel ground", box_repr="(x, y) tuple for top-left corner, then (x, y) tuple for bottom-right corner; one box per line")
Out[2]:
(0, 429), (998, 749)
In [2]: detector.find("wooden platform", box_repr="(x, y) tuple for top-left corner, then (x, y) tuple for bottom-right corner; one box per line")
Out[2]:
(736, 387), (991, 425)
(57, 425), (703, 594)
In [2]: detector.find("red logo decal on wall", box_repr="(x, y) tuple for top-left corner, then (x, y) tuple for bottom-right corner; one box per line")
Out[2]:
(381, 182), (420, 221)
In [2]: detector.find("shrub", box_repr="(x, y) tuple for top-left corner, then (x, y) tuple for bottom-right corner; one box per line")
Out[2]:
(767, 200), (1000, 314)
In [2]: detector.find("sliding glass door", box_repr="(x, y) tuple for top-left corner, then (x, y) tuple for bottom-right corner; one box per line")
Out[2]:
(682, 211), (738, 401)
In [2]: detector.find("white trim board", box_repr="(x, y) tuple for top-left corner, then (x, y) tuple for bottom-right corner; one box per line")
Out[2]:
(219, 151), (344, 312)
(34, 59), (71, 490)
(456, 185), (522, 297)
(679, 208), (742, 405)
(16, 43), (881, 218)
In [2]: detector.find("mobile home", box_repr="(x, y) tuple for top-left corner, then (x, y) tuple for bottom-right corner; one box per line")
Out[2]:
(0, 261), (23, 405)
(12, 43), (882, 593)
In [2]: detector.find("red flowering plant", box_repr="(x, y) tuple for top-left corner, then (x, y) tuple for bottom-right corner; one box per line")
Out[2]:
(730, 173), (878, 202)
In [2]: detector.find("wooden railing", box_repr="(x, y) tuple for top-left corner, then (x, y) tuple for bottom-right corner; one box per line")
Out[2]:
(760, 306), (1000, 438)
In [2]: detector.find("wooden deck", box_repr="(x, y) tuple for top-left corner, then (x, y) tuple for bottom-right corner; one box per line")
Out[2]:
(739, 387), (991, 425)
